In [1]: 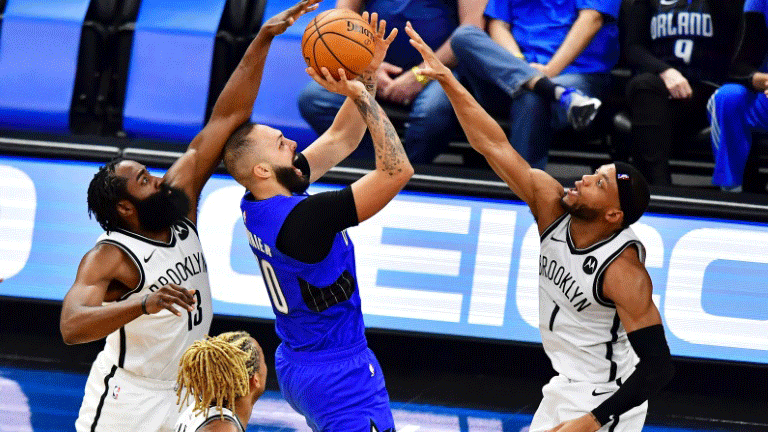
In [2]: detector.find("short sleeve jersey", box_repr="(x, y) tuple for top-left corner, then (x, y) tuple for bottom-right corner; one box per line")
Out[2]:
(484, 0), (622, 74)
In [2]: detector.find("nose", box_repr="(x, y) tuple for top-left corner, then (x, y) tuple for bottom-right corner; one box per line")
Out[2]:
(289, 140), (297, 151)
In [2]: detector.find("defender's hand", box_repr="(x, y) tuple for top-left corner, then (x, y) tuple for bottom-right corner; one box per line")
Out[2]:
(308, 67), (366, 98)
(143, 284), (196, 316)
(359, 12), (398, 74)
(261, 0), (321, 37)
(404, 22), (451, 82)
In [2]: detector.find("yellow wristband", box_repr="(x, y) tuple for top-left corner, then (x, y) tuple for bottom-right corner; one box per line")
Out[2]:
(411, 66), (432, 85)
(513, 52), (525, 59)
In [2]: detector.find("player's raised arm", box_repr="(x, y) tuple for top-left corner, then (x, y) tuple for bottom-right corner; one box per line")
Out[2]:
(307, 66), (413, 222)
(60, 245), (196, 345)
(163, 0), (321, 221)
(300, 12), (397, 182)
(404, 23), (564, 229)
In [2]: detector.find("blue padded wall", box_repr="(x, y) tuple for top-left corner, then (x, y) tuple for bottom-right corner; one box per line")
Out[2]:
(122, 0), (227, 143)
(0, 0), (91, 132)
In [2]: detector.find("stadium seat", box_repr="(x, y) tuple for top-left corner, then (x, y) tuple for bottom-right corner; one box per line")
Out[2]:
(250, 0), (334, 149)
(121, 0), (228, 143)
(0, 0), (92, 133)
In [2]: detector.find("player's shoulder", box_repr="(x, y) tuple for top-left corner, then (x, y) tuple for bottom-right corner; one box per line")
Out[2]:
(78, 241), (138, 280)
(603, 245), (652, 303)
(530, 169), (567, 233)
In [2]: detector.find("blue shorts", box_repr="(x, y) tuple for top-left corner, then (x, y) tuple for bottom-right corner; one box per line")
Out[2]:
(275, 341), (395, 432)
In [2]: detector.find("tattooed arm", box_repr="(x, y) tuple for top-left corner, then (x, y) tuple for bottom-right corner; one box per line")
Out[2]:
(301, 12), (397, 183)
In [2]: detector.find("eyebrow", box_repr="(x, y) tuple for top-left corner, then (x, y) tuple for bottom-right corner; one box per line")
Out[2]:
(276, 134), (283, 146)
(135, 168), (148, 182)
(599, 171), (610, 185)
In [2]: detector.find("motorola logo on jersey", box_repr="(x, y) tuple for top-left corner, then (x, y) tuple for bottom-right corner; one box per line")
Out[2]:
(582, 256), (598, 275)
(174, 223), (189, 241)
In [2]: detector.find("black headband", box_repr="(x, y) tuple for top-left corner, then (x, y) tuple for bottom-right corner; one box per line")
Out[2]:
(614, 161), (650, 228)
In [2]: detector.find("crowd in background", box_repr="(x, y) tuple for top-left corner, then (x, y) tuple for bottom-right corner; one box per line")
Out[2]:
(298, 0), (768, 192)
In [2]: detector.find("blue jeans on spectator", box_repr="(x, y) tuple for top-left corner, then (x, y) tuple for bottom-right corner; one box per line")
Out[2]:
(450, 25), (610, 169)
(298, 77), (460, 164)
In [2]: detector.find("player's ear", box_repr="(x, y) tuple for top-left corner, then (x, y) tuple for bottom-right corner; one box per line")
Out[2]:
(606, 207), (623, 225)
(253, 163), (271, 180)
(116, 199), (134, 218)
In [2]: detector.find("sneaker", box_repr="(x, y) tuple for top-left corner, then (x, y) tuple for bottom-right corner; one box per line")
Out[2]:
(560, 88), (602, 131)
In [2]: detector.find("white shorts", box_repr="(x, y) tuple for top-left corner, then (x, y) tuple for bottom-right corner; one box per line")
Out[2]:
(529, 375), (647, 432)
(75, 351), (185, 432)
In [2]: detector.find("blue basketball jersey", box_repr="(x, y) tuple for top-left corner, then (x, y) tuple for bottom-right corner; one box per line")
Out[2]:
(240, 192), (366, 353)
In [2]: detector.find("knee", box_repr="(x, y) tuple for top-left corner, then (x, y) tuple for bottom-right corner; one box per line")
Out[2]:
(626, 72), (665, 99)
(713, 83), (750, 105)
(450, 24), (486, 57)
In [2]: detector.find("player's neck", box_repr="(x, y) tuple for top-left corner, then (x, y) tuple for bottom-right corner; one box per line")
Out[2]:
(568, 217), (619, 249)
(249, 181), (292, 200)
(233, 396), (254, 429)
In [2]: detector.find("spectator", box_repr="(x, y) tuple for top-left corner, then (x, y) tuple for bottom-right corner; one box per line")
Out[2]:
(449, 0), (616, 170)
(298, 0), (485, 164)
(708, 0), (768, 192)
(624, 0), (743, 186)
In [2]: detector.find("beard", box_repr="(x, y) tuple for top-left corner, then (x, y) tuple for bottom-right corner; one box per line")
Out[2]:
(560, 196), (601, 221)
(130, 183), (190, 233)
(274, 165), (310, 194)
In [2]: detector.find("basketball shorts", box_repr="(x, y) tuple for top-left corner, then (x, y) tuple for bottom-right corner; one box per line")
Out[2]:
(275, 341), (395, 432)
(75, 351), (185, 432)
(529, 374), (647, 432)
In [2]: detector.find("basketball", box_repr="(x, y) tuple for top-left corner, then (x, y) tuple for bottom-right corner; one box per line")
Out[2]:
(302, 9), (375, 80)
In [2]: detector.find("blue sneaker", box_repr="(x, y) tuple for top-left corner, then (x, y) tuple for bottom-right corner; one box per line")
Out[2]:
(560, 88), (601, 131)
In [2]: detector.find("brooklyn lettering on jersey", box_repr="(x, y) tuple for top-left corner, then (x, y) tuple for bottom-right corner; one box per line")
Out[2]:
(651, 12), (713, 39)
(539, 255), (592, 312)
(147, 252), (208, 291)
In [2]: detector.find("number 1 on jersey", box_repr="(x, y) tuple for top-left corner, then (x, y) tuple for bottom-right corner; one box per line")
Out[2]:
(259, 258), (289, 314)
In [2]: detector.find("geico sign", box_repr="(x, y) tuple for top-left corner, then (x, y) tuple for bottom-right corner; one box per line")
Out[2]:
(196, 185), (768, 353)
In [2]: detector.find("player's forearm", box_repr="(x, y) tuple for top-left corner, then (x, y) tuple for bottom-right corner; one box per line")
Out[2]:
(437, 74), (511, 157)
(351, 88), (411, 177)
(546, 9), (603, 76)
(60, 299), (144, 344)
(335, 0), (363, 12)
(209, 31), (273, 124)
(326, 68), (377, 145)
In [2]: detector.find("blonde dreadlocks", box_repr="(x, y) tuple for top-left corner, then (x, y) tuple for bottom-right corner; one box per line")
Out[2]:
(176, 331), (261, 418)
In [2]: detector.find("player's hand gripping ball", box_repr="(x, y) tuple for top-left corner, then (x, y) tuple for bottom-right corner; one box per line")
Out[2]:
(302, 9), (376, 80)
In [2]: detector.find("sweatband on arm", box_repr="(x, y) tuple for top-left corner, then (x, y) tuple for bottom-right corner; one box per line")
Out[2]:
(591, 324), (674, 426)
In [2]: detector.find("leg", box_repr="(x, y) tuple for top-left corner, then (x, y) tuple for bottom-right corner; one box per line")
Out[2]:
(450, 25), (539, 99)
(509, 90), (552, 170)
(626, 73), (673, 186)
(403, 78), (460, 164)
(298, 80), (375, 159)
(708, 84), (754, 189)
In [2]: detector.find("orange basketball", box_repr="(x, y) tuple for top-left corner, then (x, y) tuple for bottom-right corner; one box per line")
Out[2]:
(302, 9), (375, 80)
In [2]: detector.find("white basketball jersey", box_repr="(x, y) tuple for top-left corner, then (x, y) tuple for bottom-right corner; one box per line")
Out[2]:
(174, 406), (245, 432)
(96, 218), (213, 381)
(538, 214), (645, 384)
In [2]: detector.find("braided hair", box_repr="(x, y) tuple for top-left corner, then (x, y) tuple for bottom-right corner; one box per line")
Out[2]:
(87, 158), (128, 232)
(176, 331), (261, 419)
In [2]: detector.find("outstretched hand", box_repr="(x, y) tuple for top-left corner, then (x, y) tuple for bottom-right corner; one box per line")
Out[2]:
(260, 0), (321, 37)
(307, 67), (366, 98)
(404, 21), (452, 82)
(359, 12), (398, 74)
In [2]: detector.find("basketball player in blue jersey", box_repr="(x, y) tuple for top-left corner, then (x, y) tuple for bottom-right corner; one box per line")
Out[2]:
(406, 24), (674, 432)
(60, 1), (321, 431)
(222, 14), (405, 432)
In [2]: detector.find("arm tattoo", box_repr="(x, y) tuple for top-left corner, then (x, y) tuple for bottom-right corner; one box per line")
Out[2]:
(352, 90), (407, 176)
(359, 70), (377, 96)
